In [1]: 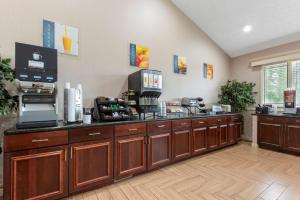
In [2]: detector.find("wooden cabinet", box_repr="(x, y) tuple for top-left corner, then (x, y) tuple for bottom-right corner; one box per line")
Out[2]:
(114, 123), (147, 180)
(69, 139), (113, 193)
(147, 121), (172, 170)
(219, 124), (228, 147)
(4, 146), (68, 200)
(258, 122), (282, 148)
(191, 127), (207, 155)
(172, 129), (191, 161)
(228, 123), (241, 144)
(284, 123), (300, 153)
(172, 120), (192, 162)
(148, 132), (172, 170)
(207, 125), (219, 150)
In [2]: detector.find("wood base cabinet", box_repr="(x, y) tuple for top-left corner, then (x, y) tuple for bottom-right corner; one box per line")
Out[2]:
(228, 122), (241, 145)
(172, 130), (191, 161)
(207, 126), (219, 150)
(115, 134), (146, 180)
(191, 127), (207, 155)
(148, 132), (172, 170)
(69, 139), (113, 194)
(284, 123), (300, 153)
(258, 116), (300, 155)
(4, 146), (68, 200)
(219, 124), (228, 147)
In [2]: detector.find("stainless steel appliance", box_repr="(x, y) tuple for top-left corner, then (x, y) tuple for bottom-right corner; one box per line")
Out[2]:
(15, 43), (58, 128)
(128, 69), (162, 119)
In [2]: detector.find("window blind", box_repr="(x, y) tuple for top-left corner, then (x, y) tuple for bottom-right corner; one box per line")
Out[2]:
(292, 60), (300, 106)
(264, 62), (288, 105)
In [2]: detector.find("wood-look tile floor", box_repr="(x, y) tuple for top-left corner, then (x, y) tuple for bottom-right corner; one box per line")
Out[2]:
(65, 142), (300, 200)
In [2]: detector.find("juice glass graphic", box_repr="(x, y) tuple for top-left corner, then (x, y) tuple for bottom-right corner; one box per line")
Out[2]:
(63, 26), (72, 53)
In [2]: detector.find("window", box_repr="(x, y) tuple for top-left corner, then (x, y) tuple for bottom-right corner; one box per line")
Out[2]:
(264, 62), (288, 105)
(292, 60), (300, 106)
(263, 60), (300, 106)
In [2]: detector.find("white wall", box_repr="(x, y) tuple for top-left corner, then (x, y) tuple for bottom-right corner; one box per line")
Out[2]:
(0, 0), (230, 119)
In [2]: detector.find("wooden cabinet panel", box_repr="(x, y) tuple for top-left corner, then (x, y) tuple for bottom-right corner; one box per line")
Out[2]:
(4, 146), (68, 200)
(207, 126), (219, 150)
(148, 132), (172, 170)
(115, 134), (146, 179)
(147, 121), (171, 134)
(284, 124), (300, 153)
(69, 126), (113, 143)
(69, 139), (113, 193)
(219, 124), (228, 147)
(228, 123), (240, 144)
(258, 122), (282, 147)
(172, 119), (191, 130)
(192, 127), (207, 155)
(192, 118), (207, 128)
(115, 123), (146, 137)
(172, 130), (191, 161)
(4, 130), (68, 152)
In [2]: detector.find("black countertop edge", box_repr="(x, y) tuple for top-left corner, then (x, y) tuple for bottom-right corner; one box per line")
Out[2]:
(4, 113), (241, 136)
(253, 113), (300, 118)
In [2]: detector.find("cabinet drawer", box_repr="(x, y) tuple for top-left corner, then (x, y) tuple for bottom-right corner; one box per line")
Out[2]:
(207, 116), (227, 125)
(258, 116), (283, 124)
(69, 126), (113, 143)
(172, 119), (191, 130)
(115, 123), (146, 137)
(192, 118), (207, 128)
(229, 115), (242, 122)
(4, 130), (68, 152)
(286, 118), (300, 125)
(147, 121), (171, 134)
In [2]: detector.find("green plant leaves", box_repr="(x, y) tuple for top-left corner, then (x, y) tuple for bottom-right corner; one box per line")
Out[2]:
(0, 56), (17, 116)
(218, 80), (256, 112)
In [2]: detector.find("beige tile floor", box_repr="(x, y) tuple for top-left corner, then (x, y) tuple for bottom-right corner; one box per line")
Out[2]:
(64, 143), (300, 199)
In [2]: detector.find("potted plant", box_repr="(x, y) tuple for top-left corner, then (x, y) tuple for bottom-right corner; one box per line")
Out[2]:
(0, 57), (18, 116)
(218, 80), (256, 113)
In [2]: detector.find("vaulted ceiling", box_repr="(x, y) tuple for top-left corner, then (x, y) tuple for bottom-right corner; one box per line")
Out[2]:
(172, 0), (300, 57)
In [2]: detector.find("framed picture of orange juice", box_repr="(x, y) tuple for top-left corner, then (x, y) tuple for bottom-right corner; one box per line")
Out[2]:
(174, 55), (187, 74)
(203, 63), (213, 80)
(130, 43), (149, 69)
(43, 20), (79, 56)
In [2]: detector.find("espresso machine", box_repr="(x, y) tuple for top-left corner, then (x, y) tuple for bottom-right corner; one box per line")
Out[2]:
(15, 43), (58, 128)
(283, 88), (297, 115)
(128, 69), (162, 119)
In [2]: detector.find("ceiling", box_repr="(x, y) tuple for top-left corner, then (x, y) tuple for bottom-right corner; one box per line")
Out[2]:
(171, 0), (300, 57)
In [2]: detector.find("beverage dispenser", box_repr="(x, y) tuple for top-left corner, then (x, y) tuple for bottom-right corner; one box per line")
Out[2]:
(128, 69), (162, 119)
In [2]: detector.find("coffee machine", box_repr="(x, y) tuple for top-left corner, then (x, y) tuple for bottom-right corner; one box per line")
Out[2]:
(283, 88), (297, 115)
(15, 43), (58, 128)
(128, 69), (162, 119)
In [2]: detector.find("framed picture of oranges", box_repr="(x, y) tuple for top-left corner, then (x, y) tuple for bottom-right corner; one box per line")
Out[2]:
(203, 63), (213, 80)
(130, 43), (149, 69)
(173, 55), (187, 74)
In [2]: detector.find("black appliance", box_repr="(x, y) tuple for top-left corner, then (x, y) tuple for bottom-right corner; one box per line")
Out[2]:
(128, 69), (162, 119)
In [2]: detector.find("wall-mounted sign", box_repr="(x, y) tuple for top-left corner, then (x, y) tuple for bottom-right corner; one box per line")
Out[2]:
(130, 43), (149, 69)
(174, 55), (187, 74)
(203, 63), (213, 80)
(43, 19), (79, 56)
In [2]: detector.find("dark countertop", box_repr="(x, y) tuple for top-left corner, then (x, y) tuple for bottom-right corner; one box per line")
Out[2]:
(4, 113), (240, 136)
(253, 113), (300, 118)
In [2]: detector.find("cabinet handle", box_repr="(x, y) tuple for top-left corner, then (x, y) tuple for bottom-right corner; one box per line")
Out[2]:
(128, 128), (138, 132)
(32, 139), (49, 143)
(65, 149), (68, 162)
(198, 121), (204, 124)
(88, 132), (101, 136)
(181, 123), (187, 126)
(217, 119), (222, 122)
(266, 117), (273, 121)
(296, 120), (300, 123)
(157, 125), (166, 128)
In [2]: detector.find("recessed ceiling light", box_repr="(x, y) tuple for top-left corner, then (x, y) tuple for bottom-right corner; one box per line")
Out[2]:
(243, 25), (252, 33)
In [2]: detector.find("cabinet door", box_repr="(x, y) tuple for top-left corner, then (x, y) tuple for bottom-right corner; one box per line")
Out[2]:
(172, 129), (191, 161)
(69, 139), (113, 193)
(148, 132), (172, 170)
(285, 124), (300, 153)
(207, 126), (219, 150)
(236, 122), (242, 141)
(219, 124), (228, 147)
(228, 123), (236, 144)
(192, 127), (207, 155)
(258, 122), (282, 147)
(115, 134), (146, 180)
(4, 146), (68, 200)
